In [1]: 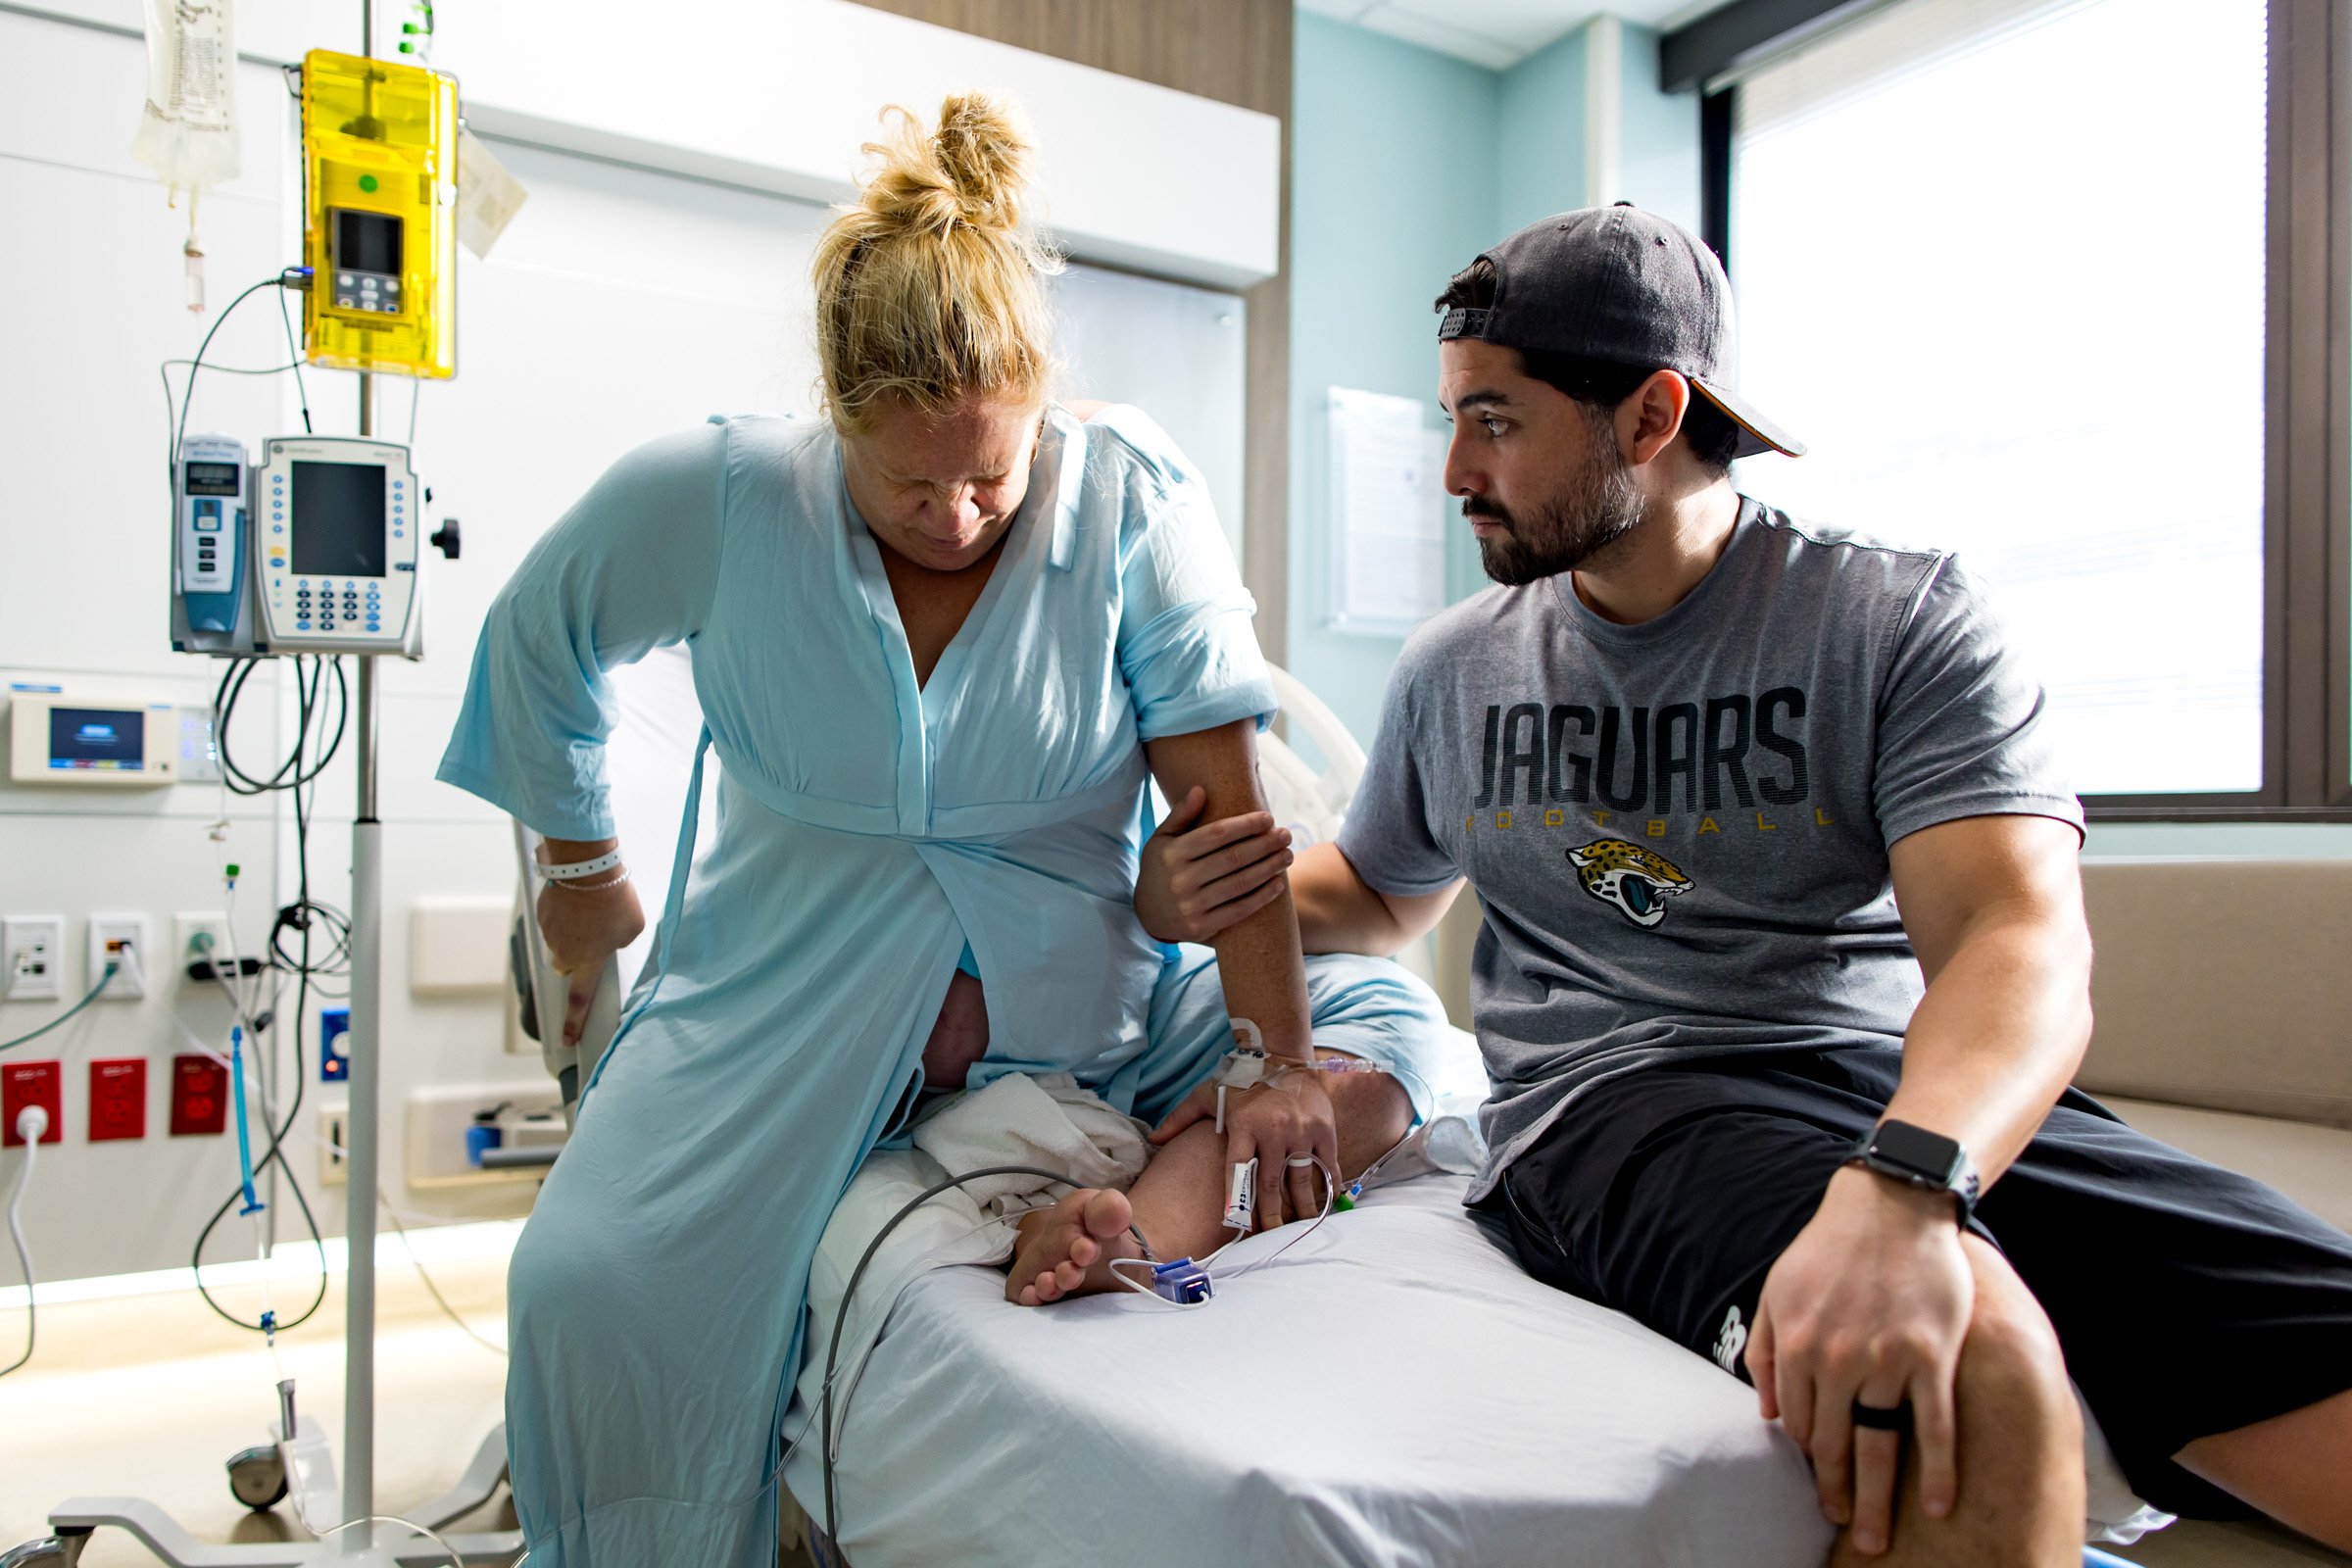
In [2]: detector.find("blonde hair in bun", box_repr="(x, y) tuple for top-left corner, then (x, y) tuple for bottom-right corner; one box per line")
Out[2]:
(813, 92), (1062, 436)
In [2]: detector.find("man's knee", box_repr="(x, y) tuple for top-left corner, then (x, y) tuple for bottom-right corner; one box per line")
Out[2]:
(1955, 1236), (2080, 1448)
(1828, 1242), (2082, 1568)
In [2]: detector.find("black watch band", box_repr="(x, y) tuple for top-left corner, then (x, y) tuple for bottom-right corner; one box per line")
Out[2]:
(1847, 1119), (1981, 1224)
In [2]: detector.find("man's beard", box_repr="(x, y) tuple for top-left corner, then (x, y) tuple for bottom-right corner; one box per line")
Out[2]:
(1467, 416), (1646, 587)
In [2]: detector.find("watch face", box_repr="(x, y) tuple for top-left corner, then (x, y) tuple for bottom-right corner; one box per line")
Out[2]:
(1871, 1120), (1963, 1184)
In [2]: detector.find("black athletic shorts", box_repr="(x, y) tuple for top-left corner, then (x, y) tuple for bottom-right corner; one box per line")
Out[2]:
(1487, 1045), (2352, 1518)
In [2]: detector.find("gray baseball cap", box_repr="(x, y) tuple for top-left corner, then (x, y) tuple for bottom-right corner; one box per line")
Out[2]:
(1438, 203), (1804, 460)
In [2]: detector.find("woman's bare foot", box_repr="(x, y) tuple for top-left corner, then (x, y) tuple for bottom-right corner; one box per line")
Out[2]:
(1005, 1188), (1134, 1306)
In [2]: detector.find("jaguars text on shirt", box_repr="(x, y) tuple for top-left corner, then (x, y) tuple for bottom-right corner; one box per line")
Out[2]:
(1462, 691), (1835, 840)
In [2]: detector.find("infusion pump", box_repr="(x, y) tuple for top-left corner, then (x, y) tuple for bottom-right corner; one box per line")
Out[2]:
(171, 434), (456, 660)
(256, 436), (424, 656)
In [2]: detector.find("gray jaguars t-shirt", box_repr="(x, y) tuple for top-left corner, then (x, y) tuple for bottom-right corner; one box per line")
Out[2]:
(1338, 499), (2083, 1200)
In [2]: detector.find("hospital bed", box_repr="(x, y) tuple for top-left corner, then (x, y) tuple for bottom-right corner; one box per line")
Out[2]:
(503, 646), (2159, 1568)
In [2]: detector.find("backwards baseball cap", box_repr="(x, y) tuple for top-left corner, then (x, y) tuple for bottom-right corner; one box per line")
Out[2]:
(1438, 203), (1804, 460)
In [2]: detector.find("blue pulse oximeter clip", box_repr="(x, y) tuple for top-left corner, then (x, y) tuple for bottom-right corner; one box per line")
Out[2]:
(1150, 1257), (1212, 1305)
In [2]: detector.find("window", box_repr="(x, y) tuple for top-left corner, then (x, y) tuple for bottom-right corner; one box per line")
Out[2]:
(1690, 0), (2352, 817)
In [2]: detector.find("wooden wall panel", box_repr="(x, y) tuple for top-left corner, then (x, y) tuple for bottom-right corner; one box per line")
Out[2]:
(848, 0), (1294, 662)
(845, 0), (1289, 115)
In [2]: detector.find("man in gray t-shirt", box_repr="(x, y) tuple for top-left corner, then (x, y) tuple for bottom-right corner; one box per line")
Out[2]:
(1335, 497), (2081, 1193)
(1138, 208), (2352, 1564)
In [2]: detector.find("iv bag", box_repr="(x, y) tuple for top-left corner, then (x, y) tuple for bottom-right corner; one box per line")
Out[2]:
(131, 0), (242, 199)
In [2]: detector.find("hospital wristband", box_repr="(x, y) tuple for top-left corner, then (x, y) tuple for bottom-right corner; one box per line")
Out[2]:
(535, 850), (623, 881)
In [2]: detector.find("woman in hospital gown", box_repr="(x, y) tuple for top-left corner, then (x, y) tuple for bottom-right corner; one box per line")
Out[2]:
(437, 95), (1446, 1567)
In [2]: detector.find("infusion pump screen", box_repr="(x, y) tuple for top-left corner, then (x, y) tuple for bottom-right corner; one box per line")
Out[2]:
(291, 461), (387, 576)
(183, 462), (241, 496)
(336, 209), (403, 277)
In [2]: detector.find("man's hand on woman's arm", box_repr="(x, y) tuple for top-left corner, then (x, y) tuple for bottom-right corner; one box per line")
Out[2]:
(1138, 801), (1462, 956)
(1140, 723), (1336, 1225)
(1746, 811), (2093, 1556)
(536, 834), (646, 1048)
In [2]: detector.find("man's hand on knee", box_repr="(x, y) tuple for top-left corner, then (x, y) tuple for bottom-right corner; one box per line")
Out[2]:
(1746, 1166), (1972, 1557)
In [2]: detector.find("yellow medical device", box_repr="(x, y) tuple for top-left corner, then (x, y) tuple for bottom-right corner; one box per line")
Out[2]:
(299, 49), (459, 380)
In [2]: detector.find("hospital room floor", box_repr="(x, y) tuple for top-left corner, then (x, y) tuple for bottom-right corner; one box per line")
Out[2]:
(0, 1245), (524, 1567)
(0, 1239), (2331, 1568)
(0, 1234), (826, 1568)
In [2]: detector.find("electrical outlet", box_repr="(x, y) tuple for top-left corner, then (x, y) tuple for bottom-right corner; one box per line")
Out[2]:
(169, 1054), (228, 1135)
(173, 911), (230, 983)
(89, 1057), (148, 1141)
(3, 915), (65, 1002)
(3, 1061), (63, 1147)
(87, 914), (152, 1000)
(318, 1106), (349, 1185)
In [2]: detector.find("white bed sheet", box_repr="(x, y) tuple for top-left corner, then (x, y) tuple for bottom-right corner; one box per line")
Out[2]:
(782, 1171), (1837, 1568)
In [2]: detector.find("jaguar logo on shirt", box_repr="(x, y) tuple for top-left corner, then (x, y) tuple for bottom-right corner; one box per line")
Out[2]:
(1566, 839), (1694, 929)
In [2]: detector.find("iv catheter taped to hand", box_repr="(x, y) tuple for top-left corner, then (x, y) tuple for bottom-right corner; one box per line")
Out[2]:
(1211, 1017), (1390, 1134)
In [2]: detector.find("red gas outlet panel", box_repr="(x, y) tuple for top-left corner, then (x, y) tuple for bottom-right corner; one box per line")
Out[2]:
(171, 1054), (228, 1136)
(89, 1057), (147, 1142)
(3, 1060), (63, 1147)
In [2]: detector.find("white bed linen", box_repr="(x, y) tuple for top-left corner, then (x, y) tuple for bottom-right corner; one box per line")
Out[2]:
(782, 1170), (1838, 1568)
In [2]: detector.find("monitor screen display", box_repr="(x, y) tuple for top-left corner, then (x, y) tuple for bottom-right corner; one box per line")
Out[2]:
(183, 461), (241, 497)
(334, 208), (403, 278)
(290, 461), (386, 577)
(49, 707), (143, 768)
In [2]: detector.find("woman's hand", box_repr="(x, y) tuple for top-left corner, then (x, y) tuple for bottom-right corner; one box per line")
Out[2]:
(1137, 785), (1294, 945)
(1149, 1053), (1339, 1229)
(535, 839), (646, 1048)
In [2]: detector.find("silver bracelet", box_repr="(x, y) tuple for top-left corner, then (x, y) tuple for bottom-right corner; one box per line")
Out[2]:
(545, 868), (631, 894)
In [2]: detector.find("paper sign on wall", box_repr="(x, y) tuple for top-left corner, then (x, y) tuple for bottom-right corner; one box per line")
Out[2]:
(1327, 387), (1447, 634)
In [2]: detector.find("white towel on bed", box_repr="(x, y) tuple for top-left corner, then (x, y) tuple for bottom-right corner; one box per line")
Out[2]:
(910, 1071), (1151, 1221)
(801, 1072), (1151, 1422)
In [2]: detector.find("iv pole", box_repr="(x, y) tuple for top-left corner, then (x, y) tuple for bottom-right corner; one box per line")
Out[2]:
(343, 0), (384, 1536)
(3, 7), (520, 1565)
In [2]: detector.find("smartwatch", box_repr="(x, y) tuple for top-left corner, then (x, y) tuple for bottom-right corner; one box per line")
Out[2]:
(1846, 1119), (1981, 1224)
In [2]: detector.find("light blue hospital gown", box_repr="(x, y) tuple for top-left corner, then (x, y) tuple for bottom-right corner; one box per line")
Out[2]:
(437, 406), (1448, 1568)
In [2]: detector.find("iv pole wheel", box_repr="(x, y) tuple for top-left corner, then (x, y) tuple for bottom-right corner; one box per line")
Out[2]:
(0, 1528), (90, 1568)
(225, 1445), (289, 1509)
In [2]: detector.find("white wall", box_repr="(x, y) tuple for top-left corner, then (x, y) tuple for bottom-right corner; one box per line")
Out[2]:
(0, 5), (1249, 1287)
(3, 0), (1282, 288)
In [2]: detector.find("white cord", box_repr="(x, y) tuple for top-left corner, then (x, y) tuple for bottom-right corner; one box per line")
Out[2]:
(4, 1104), (48, 1377)
(302, 1514), (466, 1568)
(380, 1190), (508, 1357)
(809, 1202), (1049, 1467)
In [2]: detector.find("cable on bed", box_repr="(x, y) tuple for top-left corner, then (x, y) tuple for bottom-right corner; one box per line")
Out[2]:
(815, 1163), (1153, 1547)
(807, 1138), (1397, 1549)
